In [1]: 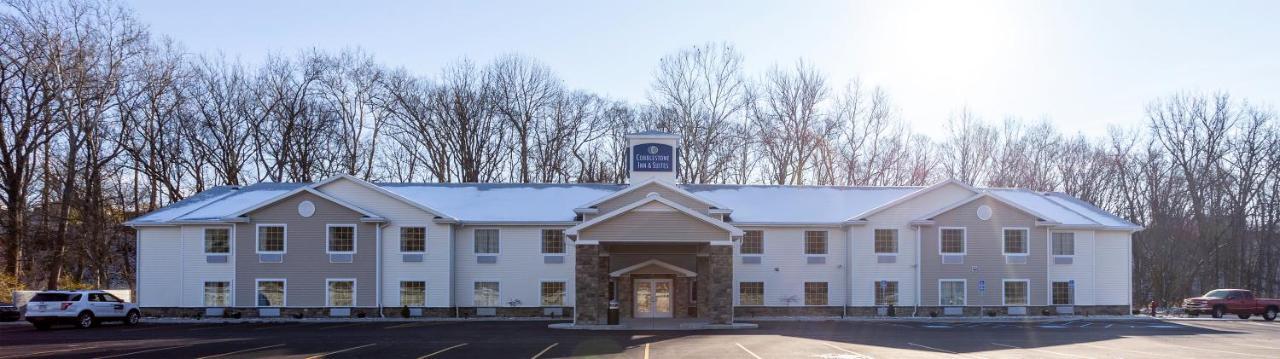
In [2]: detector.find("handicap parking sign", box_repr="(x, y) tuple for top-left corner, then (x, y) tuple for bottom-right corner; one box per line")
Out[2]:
(978, 280), (986, 292)
(1069, 280), (1075, 288)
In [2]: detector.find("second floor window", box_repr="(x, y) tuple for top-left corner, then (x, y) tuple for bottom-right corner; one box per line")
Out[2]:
(741, 230), (763, 254)
(1052, 232), (1075, 255)
(257, 225), (285, 253)
(804, 231), (827, 254)
(940, 228), (965, 254)
(541, 229), (565, 254)
(474, 229), (499, 254)
(1003, 229), (1027, 255)
(874, 229), (897, 253)
(205, 228), (230, 254)
(401, 227), (426, 252)
(328, 225), (355, 253)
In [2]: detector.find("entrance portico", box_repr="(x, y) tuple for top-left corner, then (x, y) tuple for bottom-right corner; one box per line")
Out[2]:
(567, 193), (741, 325)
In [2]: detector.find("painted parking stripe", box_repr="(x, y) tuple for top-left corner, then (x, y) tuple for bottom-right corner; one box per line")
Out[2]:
(197, 344), (286, 358)
(734, 343), (762, 359)
(91, 344), (191, 359)
(531, 343), (559, 359)
(0, 345), (97, 359)
(991, 342), (1088, 358)
(644, 343), (651, 359)
(319, 322), (364, 330)
(818, 342), (872, 359)
(907, 342), (988, 359)
(1154, 341), (1271, 358)
(1078, 343), (1155, 357)
(418, 343), (468, 359)
(305, 343), (376, 359)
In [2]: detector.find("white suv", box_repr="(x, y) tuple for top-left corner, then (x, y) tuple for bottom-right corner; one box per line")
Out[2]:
(25, 291), (140, 329)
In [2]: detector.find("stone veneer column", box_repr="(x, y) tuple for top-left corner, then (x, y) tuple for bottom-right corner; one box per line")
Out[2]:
(618, 275), (632, 318)
(706, 245), (734, 324)
(696, 252), (709, 319)
(674, 276), (692, 318)
(574, 244), (605, 324)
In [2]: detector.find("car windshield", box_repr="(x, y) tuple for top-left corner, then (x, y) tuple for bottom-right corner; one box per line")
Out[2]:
(1203, 290), (1232, 299)
(30, 293), (71, 302)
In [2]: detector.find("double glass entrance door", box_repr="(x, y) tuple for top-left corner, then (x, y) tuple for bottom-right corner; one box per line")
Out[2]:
(634, 279), (673, 318)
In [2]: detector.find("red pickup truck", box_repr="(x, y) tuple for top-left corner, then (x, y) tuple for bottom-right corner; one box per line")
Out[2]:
(1183, 289), (1279, 320)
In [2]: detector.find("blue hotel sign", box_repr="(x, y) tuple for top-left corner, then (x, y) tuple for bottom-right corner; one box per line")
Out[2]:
(633, 143), (674, 172)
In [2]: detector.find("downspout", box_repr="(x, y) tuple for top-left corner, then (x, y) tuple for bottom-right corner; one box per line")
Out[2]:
(914, 225), (921, 317)
(844, 226), (851, 318)
(1045, 227), (1051, 307)
(451, 224), (458, 318)
(376, 223), (384, 318)
(134, 229), (141, 306)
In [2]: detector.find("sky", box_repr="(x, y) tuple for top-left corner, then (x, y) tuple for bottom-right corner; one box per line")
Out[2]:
(127, 0), (1280, 139)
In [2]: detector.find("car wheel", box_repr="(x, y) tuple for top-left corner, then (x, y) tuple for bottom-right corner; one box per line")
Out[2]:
(33, 322), (51, 330)
(1237, 314), (1251, 320)
(76, 312), (95, 329)
(124, 310), (140, 326)
(1212, 306), (1225, 319)
(1264, 308), (1277, 321)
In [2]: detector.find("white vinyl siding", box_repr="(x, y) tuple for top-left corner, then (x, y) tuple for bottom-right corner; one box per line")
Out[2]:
(733, 227), (848, 307)
(138, 227), (181, 307)
(454, 226), (575, 309)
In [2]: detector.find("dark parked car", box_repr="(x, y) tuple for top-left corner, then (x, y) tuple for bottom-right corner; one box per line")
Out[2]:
(0, 305), (20, 322)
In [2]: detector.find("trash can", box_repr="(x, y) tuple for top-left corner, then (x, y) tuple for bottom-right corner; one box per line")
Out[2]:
(887, 304), (896, 317)
(607, 300), (620, 325)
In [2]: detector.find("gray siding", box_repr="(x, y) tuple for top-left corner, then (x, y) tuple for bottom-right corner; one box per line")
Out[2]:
(595, 183), (712, 214)
(235, 192), (378, 307)
(579, 210), (729, 243)
(920, 197), (1048, 306)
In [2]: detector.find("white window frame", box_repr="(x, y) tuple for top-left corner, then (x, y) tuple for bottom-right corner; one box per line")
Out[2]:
(938, 279), (967, 306)
(325, 224), (358, 254)
(399, 226), (428, 253)
(541, 229), (566, 255)
(203, 227), (232, 255)
(804, 230), (828, 255)
(738, 281), (765, 306)
(255, 278), (287, 307)
(1002, 279), (1030, 306)
(740, 230), (764, 256)
(1051, 281), (1075, 305)
(325, 278), (357, 307)
(255, 224), (287, 254)
(473, 281), (500, 307)
(539, 280), (567, 307)
(938, 227), (967, 255)
(873, 228), (899, 255)
(202, 281), (232, 307)
(474, 229), (501, 254)
(1051, 232), (1076, 257)
(399, 280), (427, 307)
(1002, 227), (1030, 256)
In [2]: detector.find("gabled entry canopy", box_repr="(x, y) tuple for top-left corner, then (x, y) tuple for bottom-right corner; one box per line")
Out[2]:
(609, 258), (698, 278)
(566, 192), (744, 244)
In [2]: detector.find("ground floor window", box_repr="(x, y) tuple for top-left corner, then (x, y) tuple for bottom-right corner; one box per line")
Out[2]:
(940, 280), (965, 306)
(327, 279), (355, 307)
(541, 281), (565, 306)
(1003, 280), (1029, 306)
(474, 281), (499, 306)
(256, 280), (285, 307)
(739, 282), (764, 306)
(204, 281), (230, 307)
(1052, 281), (1074, 305)
(804, 282), (828, 305)
(874, 281), (899, 306)
(400, 281), (426, 306)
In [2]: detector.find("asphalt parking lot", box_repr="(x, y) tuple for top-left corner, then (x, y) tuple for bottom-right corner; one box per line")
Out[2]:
(0, 317), (1277, 358)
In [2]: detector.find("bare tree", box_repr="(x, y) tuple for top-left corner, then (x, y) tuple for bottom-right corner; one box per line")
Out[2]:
(487, 54), (561, 183)
(648, 42), (748, 184)
(748, 60), (833, 185)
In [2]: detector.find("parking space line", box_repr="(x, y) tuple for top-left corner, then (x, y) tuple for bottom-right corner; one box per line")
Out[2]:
(1104, 323), (1112, 328)
(644, 343), (650, 359)
(734, 343), (762, 359)
(91, 344), (191, 359)
(818, 342), (871, 358)
(197, 344), (286, 358)
(319, 322), (364, 330)
(531, 343), (558, 359)
(908, 342), (988, 358)
(0, 345), (97, 358)
(418, 343), (468, 359)
(388, 321), (443, 329)
(305, 343), (376, 359)
(991, 342), (1087, 358)
(1078, 343), (1154, 357)
(1154, 341), (1270, 358)
(1079, 322), (1092, 327)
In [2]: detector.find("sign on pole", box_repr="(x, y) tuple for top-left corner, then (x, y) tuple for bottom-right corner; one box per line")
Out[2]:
(978, 280), (986, 292)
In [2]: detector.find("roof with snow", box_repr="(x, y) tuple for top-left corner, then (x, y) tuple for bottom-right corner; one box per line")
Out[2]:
(124, 183), (309, 225)
(126, 179), (1140, 230)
